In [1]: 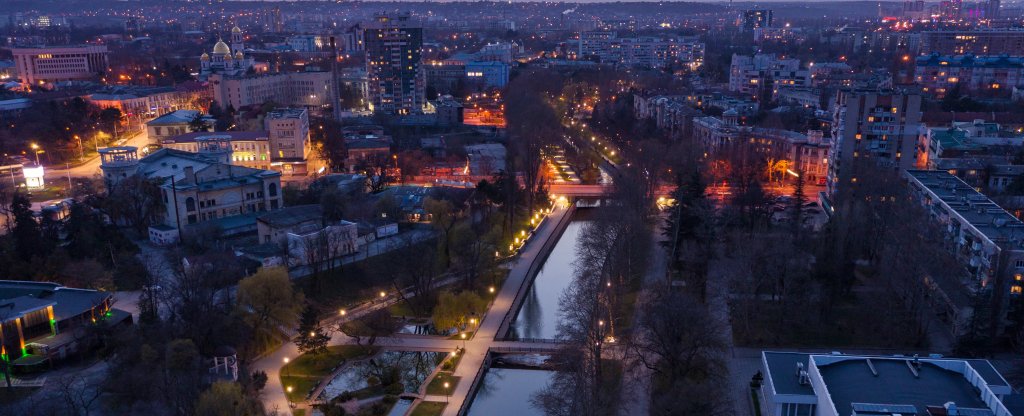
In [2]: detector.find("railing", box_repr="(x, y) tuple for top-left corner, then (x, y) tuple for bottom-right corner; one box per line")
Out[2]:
(490, 345), (562, 354)
(495, 203), (578, 339)
(502, 337), (569, 345)
(456, 350), (493, 416)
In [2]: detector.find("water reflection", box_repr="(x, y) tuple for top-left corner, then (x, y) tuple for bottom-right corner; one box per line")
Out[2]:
(468, 368), (555, 416)
(511, 217), (593, 340)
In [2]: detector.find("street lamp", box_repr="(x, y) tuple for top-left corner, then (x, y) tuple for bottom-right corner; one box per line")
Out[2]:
(379, 291), (386, 303)
(283, 357), (290, 377)
(286, 386), (293, 394)
(30, 143), (40, 165)
(460, 332), (467, 349)
(340, 309), (347, 316)
(489, 286), (495, 294)
(444, 381), (450, 403)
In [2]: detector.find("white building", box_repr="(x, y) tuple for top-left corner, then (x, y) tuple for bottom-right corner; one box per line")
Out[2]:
(99, 142), (283, 244)
(760, 351), (1017, 416)
(729, 54), (809, 98)
(199, 27), (256, 79)
(11, 45), (108, 87)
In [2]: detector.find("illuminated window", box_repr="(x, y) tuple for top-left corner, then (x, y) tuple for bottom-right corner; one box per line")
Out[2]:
(1016, 274), (1022, 281)
(1012, 285), (1022, 295)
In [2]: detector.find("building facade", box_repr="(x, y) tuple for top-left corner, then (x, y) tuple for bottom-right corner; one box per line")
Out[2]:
(915, 54), (1024, 98)
(825, 89), (922, 199)
(99, 144), (283, 243)
(208, 70), (334, 110)
(11, 45), (108, 87)
(364, 13), (425, 115)
(265, 108), (310, 175)
(160, 131), (271, 170)
(920, 30), (1024, 55)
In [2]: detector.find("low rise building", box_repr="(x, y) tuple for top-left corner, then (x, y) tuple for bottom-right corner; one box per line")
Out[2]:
(760, 351), (1020, 416)
(146, 110), (214, 145)
(161, 131), (271, 170)
(693, 115), (830, 184)
(0, 280), (130, 365)
(99, 142), (282, 245)
(11, 45), (108, 87)
(265, 108), (311, 176)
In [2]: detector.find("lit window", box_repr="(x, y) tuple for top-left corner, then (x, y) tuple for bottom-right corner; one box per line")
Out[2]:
(1012, 285), (1023, 295)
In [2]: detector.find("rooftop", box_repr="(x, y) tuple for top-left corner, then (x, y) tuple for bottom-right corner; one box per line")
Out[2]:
(163, 131), (268, 144)
(147, 110), (204, 125)
(257, 205), (323, 228)
(0, 280), (111, 321)
(905, 170), (1024, 245)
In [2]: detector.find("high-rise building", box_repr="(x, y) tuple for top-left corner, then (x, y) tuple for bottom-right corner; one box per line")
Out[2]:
(364, 13), (425, 115)
(741, 9), (773, 30)
(826, 89), (922, 200)
(11, 45), (108, 87)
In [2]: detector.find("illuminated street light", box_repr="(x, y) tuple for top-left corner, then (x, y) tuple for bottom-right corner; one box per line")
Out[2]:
(489, 286), (495, 294)
(339, 309), (347, 316)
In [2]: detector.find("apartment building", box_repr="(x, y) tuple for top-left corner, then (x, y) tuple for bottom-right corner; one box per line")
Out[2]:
(728, 54), (809, 99)
(904, 170), (1024, 338)
(11, 45), (108, 87)
(921, 30), (1024, 55)
(208, 70), (334, 110)
(915, 54), (1024, 98)
(265, 108), (310, 175)
(693, 114), (829, 184)
(364, 13), (426, 115)
(826, 89), (922, 199)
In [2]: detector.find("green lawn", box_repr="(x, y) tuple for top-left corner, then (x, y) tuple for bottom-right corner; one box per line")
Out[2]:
(283, 345), (377, 378)
(390, 299), (432, 319)
(280, 376), (320, 402)
(447, 330), (474, 341)
(440, 350), (463, 372)
(411, 401), (447, 416)
(425, 373), (461, 395)
(292, 409), (306, 416)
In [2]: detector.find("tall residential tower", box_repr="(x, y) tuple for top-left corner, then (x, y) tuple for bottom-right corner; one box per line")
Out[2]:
(364, 13), (425, 115)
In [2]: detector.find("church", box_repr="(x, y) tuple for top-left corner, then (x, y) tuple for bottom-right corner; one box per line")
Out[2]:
(199, 26), (256, 79)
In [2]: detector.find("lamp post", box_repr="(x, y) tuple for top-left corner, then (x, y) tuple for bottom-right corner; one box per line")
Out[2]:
(460, 332), (467, 349)
(444, 381), (450, 403)
(30, 143), (40, 165)
(339, 309), (347, 317)
(283, 357), (290, 377)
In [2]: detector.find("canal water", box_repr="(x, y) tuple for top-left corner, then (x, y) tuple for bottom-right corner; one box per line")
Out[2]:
(467, 367), (556, 416)
(509, 210), (593, 340)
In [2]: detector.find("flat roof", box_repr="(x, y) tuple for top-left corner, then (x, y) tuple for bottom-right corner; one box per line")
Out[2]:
(905, 169), (1024, 244)
(257, 204), (322, 228)
(764, 351), (815, 396)
(819, 358), (988, 416)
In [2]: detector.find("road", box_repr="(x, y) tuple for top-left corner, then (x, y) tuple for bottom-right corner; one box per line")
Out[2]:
(43, 128), (150, 181)
(254, 206), (573, 416)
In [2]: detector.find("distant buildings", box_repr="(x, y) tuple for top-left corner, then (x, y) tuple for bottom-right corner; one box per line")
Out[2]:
(208, 70), (334, 110)
(567, 31), (704, 69)
(915, 54), (1024, 98)
(728, 54), (809, 100)
(826, 89), (922, 199)
(760, 351), (1020, 416)
(11, 45), (108, 87)
(920, 30), (1024, 55)
(365, 13), (426, 115)
(741, 9), (773, 30)
(199, 27), (256, 79)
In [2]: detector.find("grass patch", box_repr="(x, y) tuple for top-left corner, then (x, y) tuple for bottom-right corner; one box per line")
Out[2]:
(283, 345), (378, 378)
(281, 345), (379, 402)
(440, 350), (463, 372)
(411, 401), (447, 416)
(280, 375), (320, 402)
(390, 299), (431, 319)
(293, 409), (306, 416)
(425, 373), (461, 395)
